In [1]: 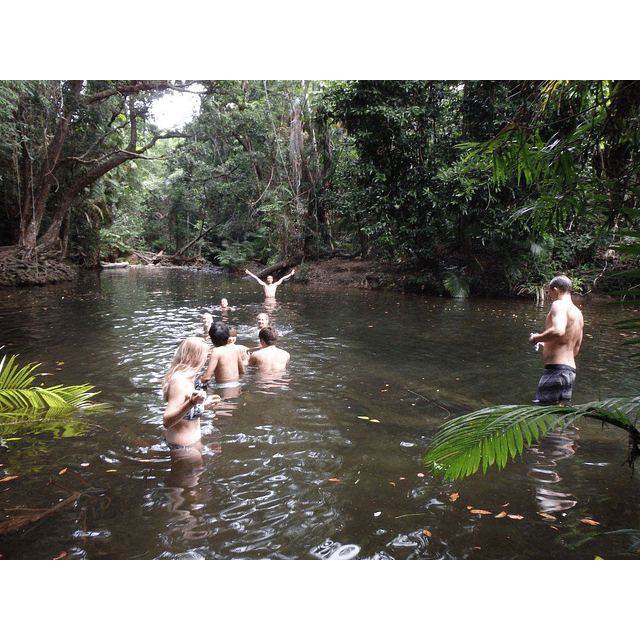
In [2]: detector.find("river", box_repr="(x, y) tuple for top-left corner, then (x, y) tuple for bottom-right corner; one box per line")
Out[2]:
(1, 266), (639, 560)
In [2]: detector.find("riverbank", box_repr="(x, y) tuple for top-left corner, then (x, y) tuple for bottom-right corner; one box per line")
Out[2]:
(0, 251), (624, 300)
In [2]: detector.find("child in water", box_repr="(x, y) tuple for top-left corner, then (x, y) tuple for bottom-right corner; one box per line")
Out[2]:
(162, 337), (221, 451)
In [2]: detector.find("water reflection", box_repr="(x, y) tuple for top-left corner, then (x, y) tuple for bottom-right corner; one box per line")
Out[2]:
(526, 426), (579, 514)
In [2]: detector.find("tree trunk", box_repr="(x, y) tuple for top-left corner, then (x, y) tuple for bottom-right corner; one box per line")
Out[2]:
(252, 258), (298, 279)
(18, 81), (82, 254)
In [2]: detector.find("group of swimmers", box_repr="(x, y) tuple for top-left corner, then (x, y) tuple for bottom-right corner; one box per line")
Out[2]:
(161, 269), (584, 463)
(161, 267), (295, 456)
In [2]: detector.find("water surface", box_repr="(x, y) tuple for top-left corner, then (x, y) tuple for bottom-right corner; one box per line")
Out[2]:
(1, 267), (639, 560)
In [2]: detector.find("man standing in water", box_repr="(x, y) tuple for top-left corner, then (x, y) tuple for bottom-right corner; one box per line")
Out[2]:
(201, 321), (246, 385)
(249, 326), (290, 372)
(529, 275), (584, 405)
(245, 267), (295, 298)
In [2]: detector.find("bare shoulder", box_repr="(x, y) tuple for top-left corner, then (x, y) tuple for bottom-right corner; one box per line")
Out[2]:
(167, 373), (191, 398)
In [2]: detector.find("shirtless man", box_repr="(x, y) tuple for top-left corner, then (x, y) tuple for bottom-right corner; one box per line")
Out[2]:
(529, 275), (584, 405)
(245, 268), (295, 298)
(248, 326), (290, 373)
(201, 321), (246, 385)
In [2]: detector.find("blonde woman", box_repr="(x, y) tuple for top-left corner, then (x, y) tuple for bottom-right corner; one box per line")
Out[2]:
(163, 337), (220, 451)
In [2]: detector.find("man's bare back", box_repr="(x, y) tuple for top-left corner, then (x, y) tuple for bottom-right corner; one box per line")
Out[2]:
(202, 343), (245, 384)
(529, 279), (584, 368)
(249, 326), (289, 372)
(249, 345), (290, 372)
(202, 321), (246, 384)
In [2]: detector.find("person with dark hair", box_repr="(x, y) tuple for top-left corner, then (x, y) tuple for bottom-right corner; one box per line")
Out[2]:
(201, 321), (246, 385)
(245, 268), (295, 299)
(529, 275), (584, 405)
(248, 326), (290, 372)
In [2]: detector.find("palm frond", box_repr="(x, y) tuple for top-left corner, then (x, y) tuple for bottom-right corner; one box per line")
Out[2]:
(0, 355), (40, 389)
(425, 397), (640, 481)
(0, 352), (109, 415)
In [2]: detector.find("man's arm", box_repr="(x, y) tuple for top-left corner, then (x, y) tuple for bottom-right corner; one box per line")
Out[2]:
(245, 269), (265, 286)
(274, 268), (295, 286)
(201, 349), (218, 384)
(529, 302), (568, 345)
(237, 349), (246, 375)
(248, 351), (260, 367)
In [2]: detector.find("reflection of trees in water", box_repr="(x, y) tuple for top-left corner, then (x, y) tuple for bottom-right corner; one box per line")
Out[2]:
(526, 426), (579, 514)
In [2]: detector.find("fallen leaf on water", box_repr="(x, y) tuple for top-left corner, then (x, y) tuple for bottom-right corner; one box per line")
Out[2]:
(423, 529), (432, 538)
(53, 551), (67, 560)
(354, 479), (360, 484)
(417, 473), (424, 478)
(374, 511), (381, 517)
(581, 518), (600, 526)
(399, 477), (405, 480)
(540, 513), (557, 520)
(389, 481), (396, 486)
(358, 416), (370, 420)
(329, 478), (340, 482)
(80, 463), (90, 467)
(449, 492), (459, 502)
(470, 509), (493, 515)
(380, 389), (388, 393)
(507, 514), (524, 520)
(370, 419), (380, 423)
(0, 475), (19, 482)
(495, 511), (507, 518)
(466, 505), (473, 510)
(106, 469), (117, 473)
(59, 468), (67, 475)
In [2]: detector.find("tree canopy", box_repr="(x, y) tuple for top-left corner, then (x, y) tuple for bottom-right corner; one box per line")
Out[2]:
(1, 80), (639, 295)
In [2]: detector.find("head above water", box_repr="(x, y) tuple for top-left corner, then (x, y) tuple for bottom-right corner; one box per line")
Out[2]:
(266, 275), (274, 284)
(228, 327), (237, 343)
(172, 336), (209, 369)
(549, 275), (573, 293)
(163, 337), (209, 397)
(259, 326), (279, 346)
(220, 298), (228, 308)
(210, 320), (230, 347)
(257, 313), (269, 328)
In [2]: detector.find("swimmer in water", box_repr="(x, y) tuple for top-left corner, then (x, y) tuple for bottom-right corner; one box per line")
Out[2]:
(201, 321), (246, 385)
(248, 326), (290, 373)
(245, 267), (295, 299)
(163, 337), (221, 450)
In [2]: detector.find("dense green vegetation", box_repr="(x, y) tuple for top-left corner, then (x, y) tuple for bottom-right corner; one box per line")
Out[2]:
(0, 80), (639, 295)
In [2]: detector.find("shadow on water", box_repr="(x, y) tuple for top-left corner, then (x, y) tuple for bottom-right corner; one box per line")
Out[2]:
(1, 267), (640, 559)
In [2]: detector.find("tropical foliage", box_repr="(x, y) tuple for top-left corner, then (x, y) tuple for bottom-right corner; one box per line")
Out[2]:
(423, 80), (640, 481)
(424, 398), (640, 481)
(3, 80), (634, 296)
(0, 353), (108, 441)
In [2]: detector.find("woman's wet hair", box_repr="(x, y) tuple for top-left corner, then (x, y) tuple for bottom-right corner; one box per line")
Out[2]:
(163, 337), (209, 398)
